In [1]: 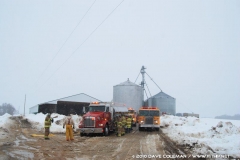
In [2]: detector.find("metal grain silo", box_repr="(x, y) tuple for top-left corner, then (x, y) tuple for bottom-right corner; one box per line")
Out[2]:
(147, 91), (176, 115)
(113, 79), (143, 111)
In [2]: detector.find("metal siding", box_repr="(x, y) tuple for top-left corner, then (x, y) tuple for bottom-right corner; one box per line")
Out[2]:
(113, 106), (128, 112)
(113, 80), (143, 111)
(148, 92), (176, 115)
(29, 105), (38, 113)
(56, 101), (89, 115)
(38, 104), (57, 114)
(146, 98), (153, 106)
(29, 93), (101, 114)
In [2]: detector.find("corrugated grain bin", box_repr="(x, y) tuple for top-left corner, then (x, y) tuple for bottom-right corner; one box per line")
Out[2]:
(113, 79), (143, 111)
(147, 91), (176, 115)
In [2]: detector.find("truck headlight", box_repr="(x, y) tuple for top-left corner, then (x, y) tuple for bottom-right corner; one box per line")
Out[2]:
(99, 124), (103, 126)
(154, 120), (158, 124)
(140, 121), (144, 124)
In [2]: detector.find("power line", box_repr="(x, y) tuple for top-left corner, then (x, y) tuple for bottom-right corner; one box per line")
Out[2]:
(35, 0), (97, 85)
(39, 0), (125, 88)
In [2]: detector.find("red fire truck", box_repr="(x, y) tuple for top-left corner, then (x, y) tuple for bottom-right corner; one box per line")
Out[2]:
(78, 102), (116, 136)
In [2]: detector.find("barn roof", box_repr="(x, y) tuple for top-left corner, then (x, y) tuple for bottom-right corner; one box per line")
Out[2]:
(30, 93), (101, 108)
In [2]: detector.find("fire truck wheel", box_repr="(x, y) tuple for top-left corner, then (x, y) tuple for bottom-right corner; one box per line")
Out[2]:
(103, 125), (109, 136)
(80, 133), (84, 137)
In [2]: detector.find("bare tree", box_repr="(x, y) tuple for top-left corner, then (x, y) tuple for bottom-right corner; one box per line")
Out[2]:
(0, 103), (16, 116)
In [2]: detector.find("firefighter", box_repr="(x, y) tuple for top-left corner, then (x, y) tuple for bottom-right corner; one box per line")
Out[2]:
(114, 114), (119, 136)
(44, 113), (54, 140)
(117, 115), (122, 137)
(130, 115), (133, 131)
(121, 114), (126, 135)
(126, 115), (132, 133)
(63, 114), (75, 141)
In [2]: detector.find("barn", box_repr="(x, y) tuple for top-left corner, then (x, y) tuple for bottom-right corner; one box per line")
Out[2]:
(29, 93), (101, 115)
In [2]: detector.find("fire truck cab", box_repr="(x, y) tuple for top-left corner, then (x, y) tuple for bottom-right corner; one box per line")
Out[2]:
(137, 106), (160, 131)
(78, 102), (115, 136)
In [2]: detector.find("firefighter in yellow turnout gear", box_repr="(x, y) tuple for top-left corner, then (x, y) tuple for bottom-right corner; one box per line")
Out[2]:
(44, 113), (55, 140)
(126, 115), (132, 133)
(121, 115), (126, 135)
(63, 114), (75, 141)
(116, 116), (122, 137)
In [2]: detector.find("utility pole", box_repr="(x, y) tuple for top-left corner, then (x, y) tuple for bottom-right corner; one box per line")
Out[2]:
(24, 94), (26, 116)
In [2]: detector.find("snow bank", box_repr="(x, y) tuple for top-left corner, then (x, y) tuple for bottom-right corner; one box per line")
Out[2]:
(0, 113), (82, 133)
(0, 113), (14, 128)
(161, 115), (240, 158)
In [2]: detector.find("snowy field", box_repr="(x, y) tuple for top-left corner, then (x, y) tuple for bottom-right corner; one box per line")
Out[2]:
(0, 113), (239, 158)
(161, 115), (240, 158)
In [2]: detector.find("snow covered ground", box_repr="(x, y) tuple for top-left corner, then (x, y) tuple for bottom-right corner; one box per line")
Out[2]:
(0, 113), (239, 158)
(0, 113), (81, 134)
(161, 115), (240, 158)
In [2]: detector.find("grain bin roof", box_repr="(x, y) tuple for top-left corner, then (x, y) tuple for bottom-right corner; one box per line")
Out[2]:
(151, 91), (175, 99)
(114, 79), (139, 86)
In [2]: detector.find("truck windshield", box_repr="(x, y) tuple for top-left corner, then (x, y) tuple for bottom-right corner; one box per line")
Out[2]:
(128, 110), (134, 113)
(89, 106), (106, 112)
(139, 110), (159, 116)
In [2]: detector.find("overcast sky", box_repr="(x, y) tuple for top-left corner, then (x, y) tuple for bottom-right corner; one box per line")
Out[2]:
(0, 0), (239, 117)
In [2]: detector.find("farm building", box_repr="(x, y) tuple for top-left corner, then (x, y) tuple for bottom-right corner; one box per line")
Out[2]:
(29, 93), (101, 115)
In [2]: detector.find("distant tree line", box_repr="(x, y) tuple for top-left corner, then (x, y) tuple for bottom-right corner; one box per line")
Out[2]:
(0, 103), (16, 116)
(215, 114), (240, 120)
